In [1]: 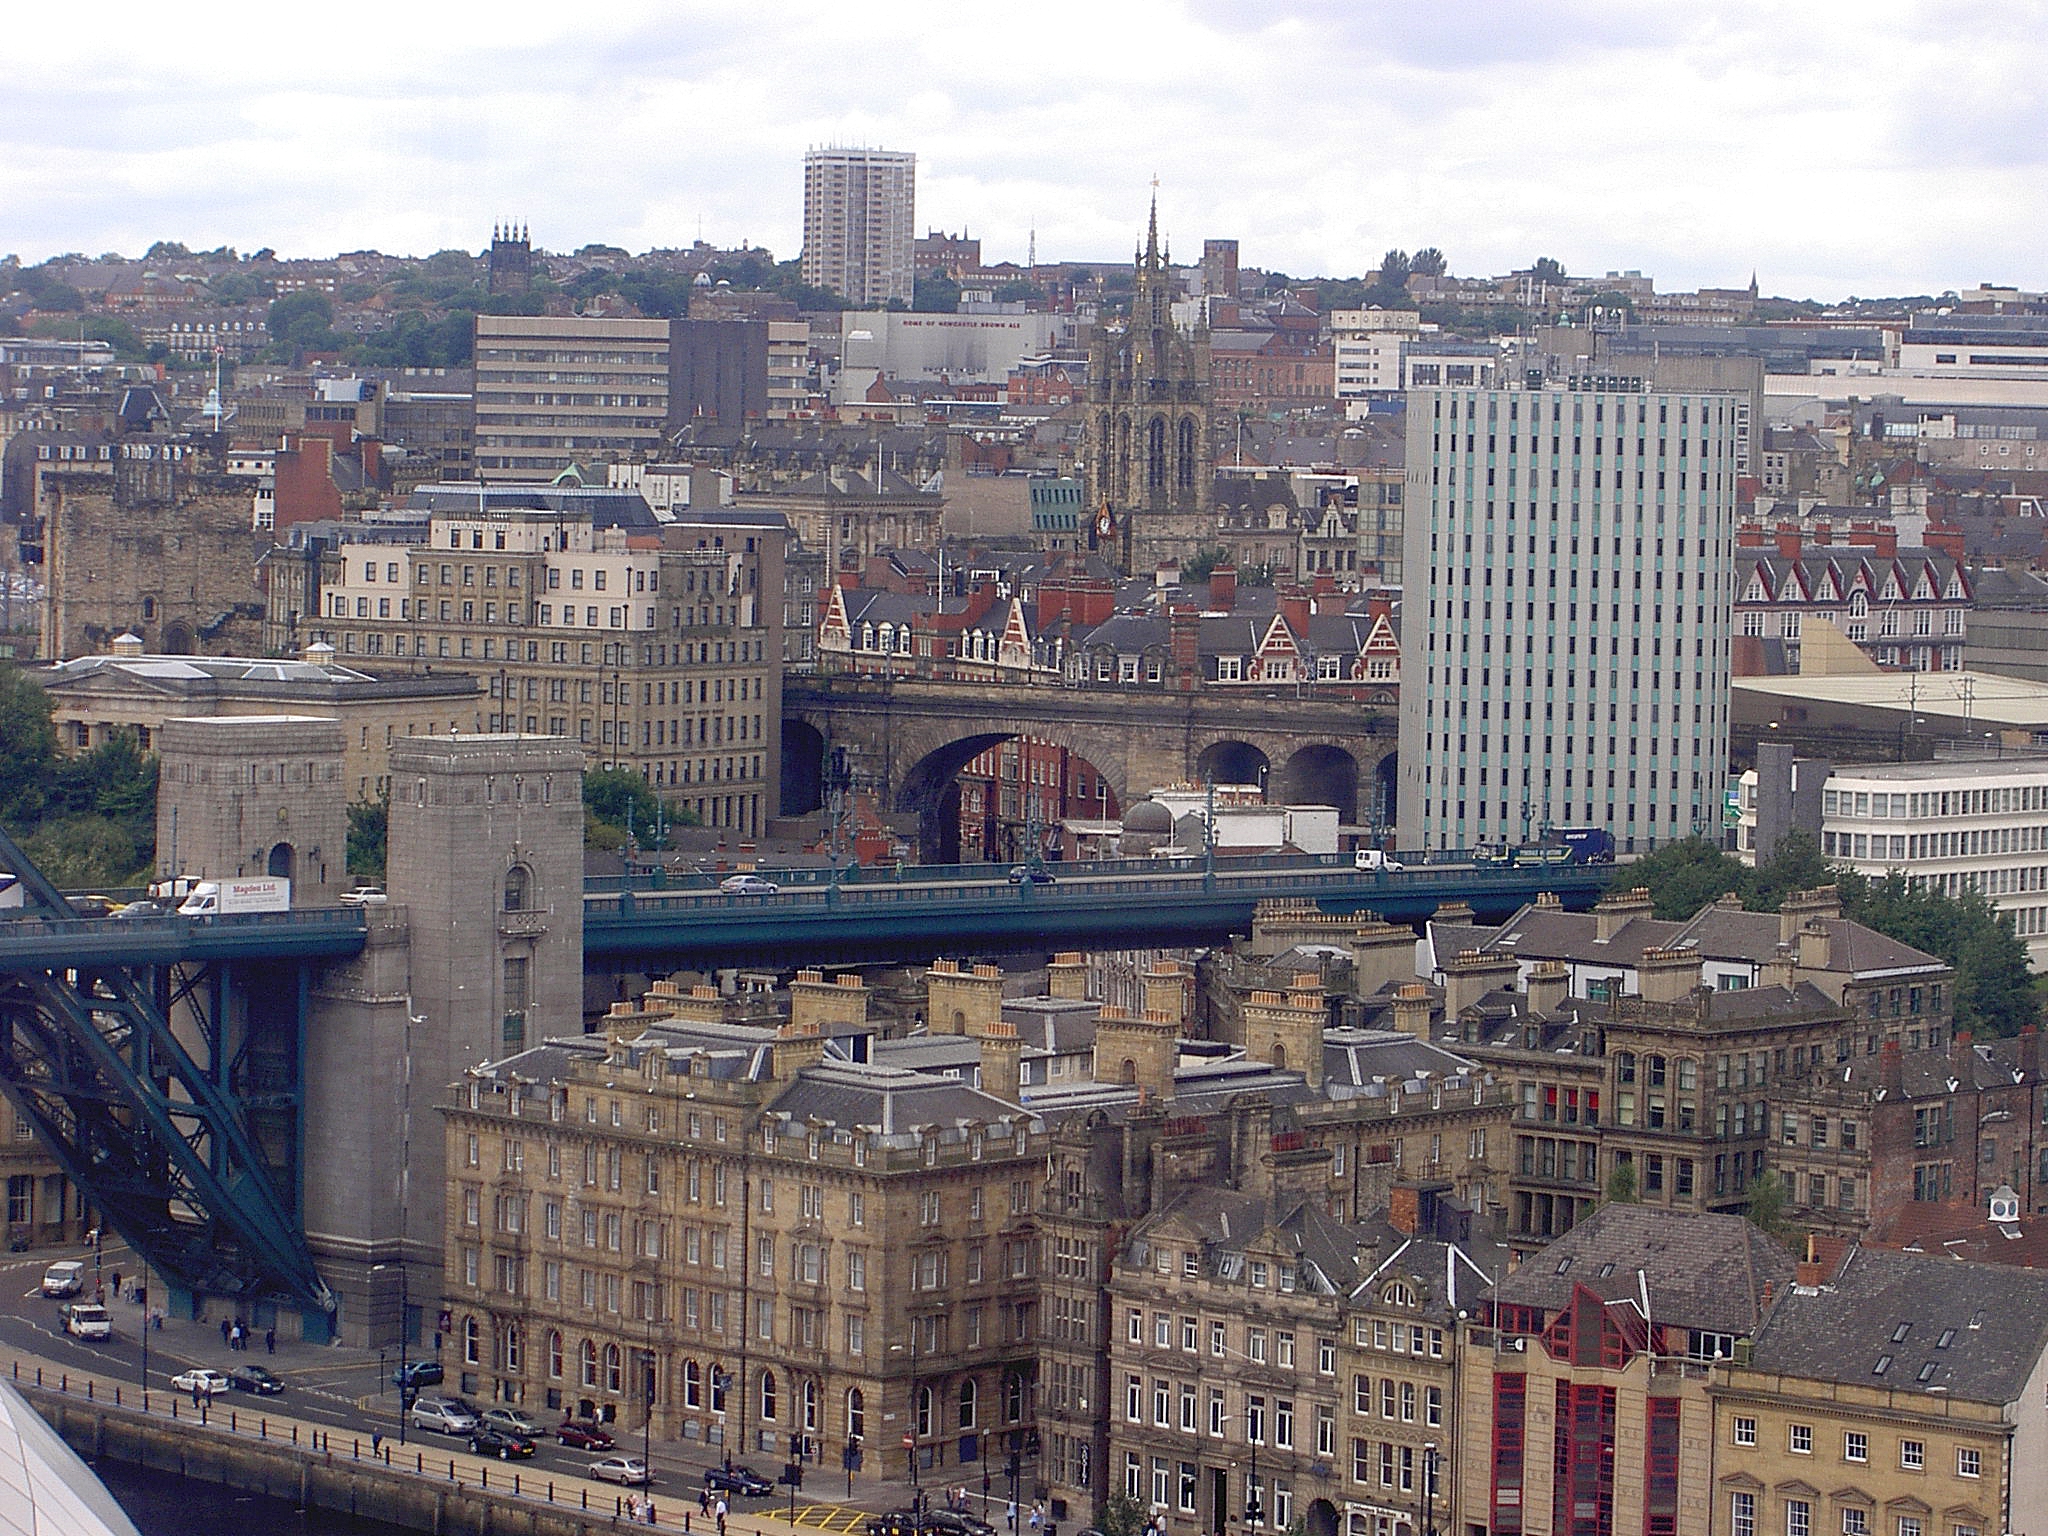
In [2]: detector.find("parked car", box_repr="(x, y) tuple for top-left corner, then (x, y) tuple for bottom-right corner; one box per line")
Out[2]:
(40, 1261), (84, 1298)
(556, 1418), (616, 1451)
(1007, 865), (1056, 885)
(591, 1455), (653, 1486)
(718, 874), (780, 896)
(392, 1359), (444, 1390)
(868, 1515), (996, 1536)
(228, 1364), (284, 1395)
(469, 1424), (537, 1460)
(409, 1396), (480, 1435)
(338, 886), (388, 906)
(171, 1368), (231, 1397)
(480, 1407), (542, 1437)
(62, 1303), (111, 1340)
(703, 1464), (774, 1496)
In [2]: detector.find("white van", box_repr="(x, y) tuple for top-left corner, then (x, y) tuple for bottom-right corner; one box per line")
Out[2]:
(41, 1260), (84, 1298)
(63, 1302), (111, 1340)
(1353, 849), (1405, 871)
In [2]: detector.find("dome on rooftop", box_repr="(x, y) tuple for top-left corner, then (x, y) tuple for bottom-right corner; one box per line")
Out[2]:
(1123, 799), (1174, 834)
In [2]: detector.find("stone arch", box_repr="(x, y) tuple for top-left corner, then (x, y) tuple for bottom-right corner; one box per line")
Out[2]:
(1195, 739), (1270, 792)
(1274, 743), (1360, 821)
(780, 719), (828, 816)
(1372, 749), (1399, 838)
(1305, 1500), (1339, 1536)
(895, 730), (1128, 865)
(160, 620), (193, 655)
(267, 840), (295, 881)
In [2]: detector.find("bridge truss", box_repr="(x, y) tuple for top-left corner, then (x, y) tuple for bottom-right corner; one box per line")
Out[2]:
(0, 824), (331, 1320)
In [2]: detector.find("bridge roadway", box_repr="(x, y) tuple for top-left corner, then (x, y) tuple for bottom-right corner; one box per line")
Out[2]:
(0, 856), (1614, 972)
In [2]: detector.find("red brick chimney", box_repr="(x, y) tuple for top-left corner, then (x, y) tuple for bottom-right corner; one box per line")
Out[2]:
(1209, 562), (1238, 611)
(1880, 1038), (1904, 1095)
(1775, 524), (1803, 560)
(1924, 522), (1965, 561)
(1737, 523), (1765, 548)
(1278, 585), (1311, 635)
(1366, 591), (1393, 624)
(1811, 520), (1832, 546)
(1389, 1184), (1420, 1236)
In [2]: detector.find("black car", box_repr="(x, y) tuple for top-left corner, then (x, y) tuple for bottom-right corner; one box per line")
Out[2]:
(469, 1424), (538, 1460)
(392, 1359), (444, 1390)
(227, 1364), (284, 1395)
(703, 1464), (774, 1497)
(1007, 865), (1056, 885)
(868, 1512), (995, 1536)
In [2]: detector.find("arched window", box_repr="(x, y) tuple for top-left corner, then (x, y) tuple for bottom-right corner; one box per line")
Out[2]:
(605, 1343), (623, 1393)
(1176, 418), (1196, 491)
(581, 1340), (599, 1388)
(847, 1387), (865, 1441)
(915, 1384), (934, 1438)
(504, 866), (530, 912)
(1004, 1372), (1025, 1422)
(267, 840), (295, 881)
(761, 1369), (778, 1421)
(1117, 417), (1132, 497)
(1147, 417), (1167, 490)
(958, 1378), (978, 1429)
(1119, 1058), (1137, 1085)
(684, 1360), (702, 1409)
(503, 1322), (521, 1371)
(463, 1315), (480, 1365)
(802, 1378), (819, 1431)
(547, 1330), (563, 1378)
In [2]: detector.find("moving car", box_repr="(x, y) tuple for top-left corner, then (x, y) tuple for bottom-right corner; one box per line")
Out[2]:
(68, 895), (123, 918)
(41, 1261), (84, 1298)
(469, 1424), (537, 1459)
(556, 1418), (616, 1451)
(1352, 849), (1405, 871)
(228, 1364), (285, 1395)
(480, 1407), (543, 1437)
(703, 1464), (773, 1496)
(171, 1368), (232, 1396)
(409, 1396), (480, 1435)
(338, 886), (389, 906)
(63, 1303), (111, 1340)
(1007, 865), (1056, 886)
(719, 874), (779, 896)
(113, 898), (169, 918)
(591, 1455), (653, 1486)
(868, 1511), (997, 1536)
(392, 1359), (444, 1390)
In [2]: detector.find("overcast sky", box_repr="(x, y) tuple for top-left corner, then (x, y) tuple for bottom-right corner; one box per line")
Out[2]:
(5, 0), (2043, 300)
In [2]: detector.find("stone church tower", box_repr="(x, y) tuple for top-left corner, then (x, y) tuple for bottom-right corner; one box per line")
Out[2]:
(1082, 198), (1213, 574)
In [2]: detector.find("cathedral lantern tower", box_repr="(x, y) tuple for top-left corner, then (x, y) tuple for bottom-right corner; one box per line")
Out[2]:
(1082, 195), (1213, 574)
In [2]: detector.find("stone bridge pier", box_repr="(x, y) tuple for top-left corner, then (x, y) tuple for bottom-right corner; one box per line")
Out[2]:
(782, 677), (1399, 862)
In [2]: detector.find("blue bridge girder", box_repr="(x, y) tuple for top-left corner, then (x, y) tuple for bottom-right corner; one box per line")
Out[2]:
(0, 824), (335, 1319)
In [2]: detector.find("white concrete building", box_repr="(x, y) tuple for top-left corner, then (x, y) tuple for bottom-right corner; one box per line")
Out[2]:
(1818, 755), (2048, 968)
(1399, 381), (1741, 852)
(801, 147), (915, 307)
(1329, 308), (1425, 413)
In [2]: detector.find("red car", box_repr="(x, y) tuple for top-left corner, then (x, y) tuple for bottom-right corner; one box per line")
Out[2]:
(557, 1418), (616, 1451)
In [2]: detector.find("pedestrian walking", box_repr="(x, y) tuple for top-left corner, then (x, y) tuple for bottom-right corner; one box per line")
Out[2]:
(219, 1317), (231, 1347)
(110, 1270), (121, 1299)
(1007, 1499), (1017, 1531)
(699, 1485), (712, 1517)
(647, 1498), (659, 1526)
(716, 1495), (729, 1536)
(265, 1327), (275, 1354)
(372, 1431), (383, 1455)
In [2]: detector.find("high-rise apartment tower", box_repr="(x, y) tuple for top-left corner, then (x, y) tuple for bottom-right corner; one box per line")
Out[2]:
(1397, 380), (1742, 853)
(801, 147), (915, 307)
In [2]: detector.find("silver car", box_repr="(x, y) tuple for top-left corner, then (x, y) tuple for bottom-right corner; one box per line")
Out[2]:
(409, 1396), (481, 1435)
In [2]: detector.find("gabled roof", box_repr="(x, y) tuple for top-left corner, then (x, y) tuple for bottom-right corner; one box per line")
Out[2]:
(1749, 1243), (2048, 1404)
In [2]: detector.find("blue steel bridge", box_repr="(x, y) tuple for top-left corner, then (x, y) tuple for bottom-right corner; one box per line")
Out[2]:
(0, 828), (1611, 1323)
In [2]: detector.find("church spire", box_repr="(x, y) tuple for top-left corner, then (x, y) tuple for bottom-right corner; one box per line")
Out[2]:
(1144, 176), (1161, 271)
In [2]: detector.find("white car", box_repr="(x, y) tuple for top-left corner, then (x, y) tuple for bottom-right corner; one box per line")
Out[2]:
(171, 1368), (232, 1396)
(63, 1303), (111, 1340)
(718, 874), (779, 896)
(338, 886), (388, 906)
(590, 1455), (652, 1485)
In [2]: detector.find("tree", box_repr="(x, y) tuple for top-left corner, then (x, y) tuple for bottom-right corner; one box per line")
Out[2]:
(1411, 247), (1447, 277)
(1376, 249), (1412, 287)
(1530, 256), (1566, 285)
(584, 767), (664, 847)
(207, 270), (272, 305)
(1604, 1157), (1638, 1205)
(347, 796), (388, 882)
(144, 240), (192, 260)
(0, 663), (58, 827)
(1608, 836), (1743, 919)
(912, 273), (959, 313)
(1098, 1490), (1149, 1536)
(266, 290), (337, 358)
(1744, 1170), (1790, 1238)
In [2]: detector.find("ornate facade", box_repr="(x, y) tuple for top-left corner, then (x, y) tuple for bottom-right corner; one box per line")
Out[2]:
(1083, 201), (1213, 574)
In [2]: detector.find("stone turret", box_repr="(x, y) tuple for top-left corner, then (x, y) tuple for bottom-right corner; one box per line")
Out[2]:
(1444, 948), (1520, 1021)
(927, 959), (1004, 1035)
(1637, 946), (1703, 1005)
(1245, 973), (1327, 1086)
(1047, 952), (1090, 1000)
(1594, 887), (1656, 942)
(1094, 1004), (1179, 1102)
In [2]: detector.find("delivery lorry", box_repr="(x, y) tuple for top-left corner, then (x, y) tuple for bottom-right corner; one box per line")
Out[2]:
(177, 878), (290, 917)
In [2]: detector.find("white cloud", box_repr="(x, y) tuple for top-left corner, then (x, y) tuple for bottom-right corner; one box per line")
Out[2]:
(2, 0), (2043, 298)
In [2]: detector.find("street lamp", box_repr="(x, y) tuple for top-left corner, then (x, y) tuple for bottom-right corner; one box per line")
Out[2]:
(1420, 1443), (1440, 1536)
(890, 1324), (923, 1506)
(371, 1262), (409, 1445)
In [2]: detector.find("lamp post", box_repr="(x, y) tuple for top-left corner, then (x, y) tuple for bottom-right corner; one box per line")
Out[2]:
(891, 1324), (923, 1506)
(1420, 1442), (1439, 1536)
(371, 1262), (409, 1445)
(1244, 1443), (1262, 1536)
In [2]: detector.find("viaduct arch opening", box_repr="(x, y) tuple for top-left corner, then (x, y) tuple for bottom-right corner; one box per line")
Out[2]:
(1272, 743), (1361, 822)
(897, 734), (1123, 865)
(1195, 740), (1269, 793)
(780, 720), (828, 816)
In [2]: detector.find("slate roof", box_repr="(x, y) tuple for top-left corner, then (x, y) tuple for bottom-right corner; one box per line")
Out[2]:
(1318, 1028), (1490, 1097)
(1750, 1243), (2048, 1403)
(1134, 1184), (1368, 1295)
(1485, 1205), (1795, 1337)
(767, 1059), (1026, 1139)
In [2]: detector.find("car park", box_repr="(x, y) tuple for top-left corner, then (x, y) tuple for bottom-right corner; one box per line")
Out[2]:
(41, 1261), (84, 1298)
(62, 1303), (111, 1340)
(703, 1464), (774, 1496)
(469, 1424), (537, 1459)
(228, 1364), (285, 1395)
(171, 1368), (231, 1396)
(556, 1418), (616, 1451)
(409, 1397), (480, 1435)
(718, 874), (779, 896)
(591, 1455), (653, 1486)
(392, 1359), (444, 1390)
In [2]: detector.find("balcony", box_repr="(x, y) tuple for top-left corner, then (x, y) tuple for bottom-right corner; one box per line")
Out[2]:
(499, 907), (551, 939)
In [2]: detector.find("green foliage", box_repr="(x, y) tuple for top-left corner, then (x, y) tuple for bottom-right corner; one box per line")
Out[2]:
(914, 274), (959, 314)
(1744, 1170), (1790, 1238)
(207, 270), (273, 305)
(0, 669), (154, 885)
(1619, 833), (2040, 1037)
(1530, 256), (1566, 284)
(1604, 1157), (1638, 1205)
(992, 280), (1044, 304)
(145, 241), (192, 260)
(266, 290), (340, 358)
(1411, 247), (1447, 277)
(21, 816), (146, 888)
(1098, 1491), (1149, 1536)
(353, 309), (477, 369)
(1180, 548), (1229, 584)
(585, 767), (664, 846)
(13, 263), (85, 311)
(0, 664), (58, 826)
(347, 796), (388, 882)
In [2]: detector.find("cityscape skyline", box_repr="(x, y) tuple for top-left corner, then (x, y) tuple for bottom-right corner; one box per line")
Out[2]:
(5, 1), (2046, 299)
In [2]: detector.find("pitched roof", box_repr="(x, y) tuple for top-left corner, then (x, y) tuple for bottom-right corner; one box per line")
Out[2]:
(1485, 1204), (1795, 1337)
(1749, 1243), (2048, 1403)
